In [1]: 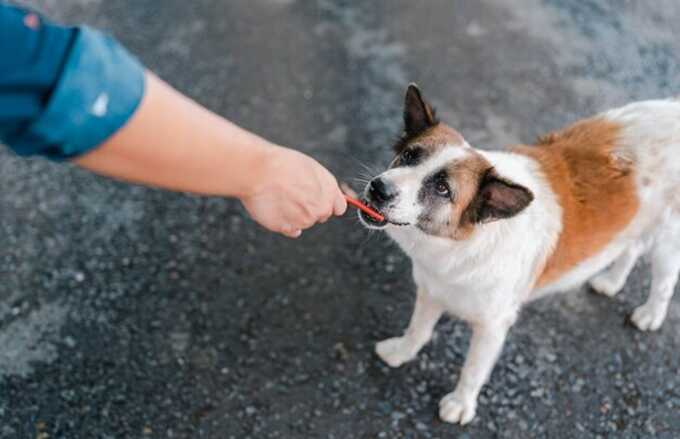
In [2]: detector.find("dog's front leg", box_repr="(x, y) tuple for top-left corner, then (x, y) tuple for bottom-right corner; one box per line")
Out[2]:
(439, 313), (516, 425)
(375, 288), (444, 368)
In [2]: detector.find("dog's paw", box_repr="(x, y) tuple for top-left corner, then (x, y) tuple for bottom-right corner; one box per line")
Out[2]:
(439, 392), (477, 425)
(375, 337), (415, 368)
(588, 274), (622, 297)
(630, 302), (668, 331)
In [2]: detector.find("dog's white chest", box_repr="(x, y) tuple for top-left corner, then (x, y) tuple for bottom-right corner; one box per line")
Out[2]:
(390, 228), (510, 321)
(411, 260), (507, 322)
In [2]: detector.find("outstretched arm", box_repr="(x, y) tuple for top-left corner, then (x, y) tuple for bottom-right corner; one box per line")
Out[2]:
(0, 4), (345, 238)
(75, 72), (346, 237)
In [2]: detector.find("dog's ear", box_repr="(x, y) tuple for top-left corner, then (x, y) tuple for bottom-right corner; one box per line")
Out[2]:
(404, 83), (438, 136)
(467, 168), (534, 223)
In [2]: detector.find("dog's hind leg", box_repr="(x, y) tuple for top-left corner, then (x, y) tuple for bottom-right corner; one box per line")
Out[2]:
(375, 288), (443, 368)
(589, 241), (645, 297)
(631, 219), (680, 331)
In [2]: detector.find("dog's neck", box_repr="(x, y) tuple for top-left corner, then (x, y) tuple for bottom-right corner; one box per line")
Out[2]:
(387, 216), (506, 276)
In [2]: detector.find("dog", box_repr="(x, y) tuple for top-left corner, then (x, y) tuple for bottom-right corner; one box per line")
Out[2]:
(358, 84), (680, 425)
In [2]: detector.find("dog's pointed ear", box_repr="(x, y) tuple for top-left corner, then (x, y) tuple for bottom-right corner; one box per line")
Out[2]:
(469, 169), (534, 223)
(404, 83), (438, 136)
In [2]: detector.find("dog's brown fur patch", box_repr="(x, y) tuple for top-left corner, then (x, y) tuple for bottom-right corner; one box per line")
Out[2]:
(447, 154), (494, 240)
(393, 123), (466, 156)
(417, 124), (466, 151)
(514, 118), (639, 288)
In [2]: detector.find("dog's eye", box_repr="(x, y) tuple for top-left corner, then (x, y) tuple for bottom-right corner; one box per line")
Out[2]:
(400, 147), (421, 166)
(435, 181), (450, 197)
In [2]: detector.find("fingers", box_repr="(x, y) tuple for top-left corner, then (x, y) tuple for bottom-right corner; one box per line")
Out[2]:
(320, 208), (335, 224)
(316, 170), (346, 218)
(257, 185), (343, 238)
(242, 152), (348, 238)
(280, 199), (320, 237)
(339, 181), (358, 199)
(280, 224), (302, 239)
(298, 170), (343, 225)
(318, 181), (338, 223)
(333, 189), (347, 216)
(280, 197), (333, 236)
(315, 190), (343, 223)
(279, 208), (310, 238)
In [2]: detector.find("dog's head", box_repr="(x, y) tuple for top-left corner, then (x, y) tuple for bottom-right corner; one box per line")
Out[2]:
(359, 84), (534, 240)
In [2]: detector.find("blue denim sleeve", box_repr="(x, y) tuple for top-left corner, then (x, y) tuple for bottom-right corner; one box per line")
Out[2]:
(0, 3), (145, 160)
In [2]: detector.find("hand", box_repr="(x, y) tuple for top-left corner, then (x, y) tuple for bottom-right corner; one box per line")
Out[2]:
(240, 145), (347, 238)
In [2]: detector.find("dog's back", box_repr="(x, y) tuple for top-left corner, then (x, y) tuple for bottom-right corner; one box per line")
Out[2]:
(606, 99), (680, 206)
(514, 115), (640, 289)
(521, 99), (680, 329)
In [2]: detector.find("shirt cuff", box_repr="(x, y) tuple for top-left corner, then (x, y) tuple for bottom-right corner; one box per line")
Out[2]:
(20, 26), (145, 161)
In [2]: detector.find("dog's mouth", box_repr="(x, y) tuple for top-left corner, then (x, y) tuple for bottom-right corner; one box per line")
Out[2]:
(359, 207), (388, 227)
(359, 198), (409, 228)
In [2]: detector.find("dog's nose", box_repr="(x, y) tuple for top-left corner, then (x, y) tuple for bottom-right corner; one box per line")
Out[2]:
(369, 177), (397, 204)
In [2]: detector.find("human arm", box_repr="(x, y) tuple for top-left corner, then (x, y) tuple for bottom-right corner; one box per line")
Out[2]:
(74, 72), (347, 237)
(0, 3), (346, 237)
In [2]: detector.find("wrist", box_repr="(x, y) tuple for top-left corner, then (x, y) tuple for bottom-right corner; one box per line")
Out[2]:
(233, 140), (280, 200)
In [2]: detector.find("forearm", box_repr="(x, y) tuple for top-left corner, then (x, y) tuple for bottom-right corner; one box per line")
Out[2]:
(1, 4), (345, 237)
(74, 72), (272, 198)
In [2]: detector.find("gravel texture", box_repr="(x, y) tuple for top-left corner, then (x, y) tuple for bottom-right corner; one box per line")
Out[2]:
(2, 1), (680, 438)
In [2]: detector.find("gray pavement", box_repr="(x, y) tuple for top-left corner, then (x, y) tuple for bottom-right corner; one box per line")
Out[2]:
(2, 1), (680, 438)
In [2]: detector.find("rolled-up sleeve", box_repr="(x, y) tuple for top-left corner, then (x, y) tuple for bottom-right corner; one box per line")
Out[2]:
(0, 3), (145, 160)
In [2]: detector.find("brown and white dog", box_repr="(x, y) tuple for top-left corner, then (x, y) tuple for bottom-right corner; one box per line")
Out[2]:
(359, 84), (680, 425)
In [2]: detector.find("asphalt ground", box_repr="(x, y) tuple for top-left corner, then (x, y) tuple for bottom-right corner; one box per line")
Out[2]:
(2, 1), (680, 438)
